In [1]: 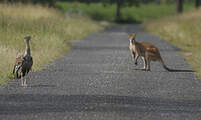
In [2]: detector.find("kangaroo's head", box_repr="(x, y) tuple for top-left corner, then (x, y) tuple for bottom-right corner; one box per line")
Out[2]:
(129, 33), (136, 44)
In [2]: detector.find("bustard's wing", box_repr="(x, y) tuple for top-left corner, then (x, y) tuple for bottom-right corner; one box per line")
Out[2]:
(23, 55), (33, 72)
(13, 54), (24, 74)
(27, 56), (33, 71)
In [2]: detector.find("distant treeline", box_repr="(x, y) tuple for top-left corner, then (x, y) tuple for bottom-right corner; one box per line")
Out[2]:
(0, 0), (57, 6)
(58, 0), (193, 4)
(58, 0), (152, 4)
(0, 0), (195, 7)
(0, 0), (194, 5)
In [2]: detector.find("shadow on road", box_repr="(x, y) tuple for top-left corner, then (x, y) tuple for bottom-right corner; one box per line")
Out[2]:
(168, 69), (195, 72)
(29, 84), (57, 88)
(73, 46), (128, 51)
(0, 94), (201, 115)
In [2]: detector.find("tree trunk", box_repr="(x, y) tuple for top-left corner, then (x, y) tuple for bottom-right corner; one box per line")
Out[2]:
(3, 0), (8, 3)
(156, 0), (160, 5)
(116, 0), (121, 21)
(195, 0), (200, 8)
(177, 0), (183, 13)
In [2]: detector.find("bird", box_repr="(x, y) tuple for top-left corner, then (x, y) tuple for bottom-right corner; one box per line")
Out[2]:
(13, 36), (33, 87)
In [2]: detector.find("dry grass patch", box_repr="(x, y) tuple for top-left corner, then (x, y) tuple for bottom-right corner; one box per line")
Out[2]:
(0, 3), (103, 83)
(144, 8), (201, 79)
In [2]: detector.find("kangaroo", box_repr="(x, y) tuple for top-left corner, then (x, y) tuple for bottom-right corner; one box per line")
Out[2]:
(129, 33), (171, 71)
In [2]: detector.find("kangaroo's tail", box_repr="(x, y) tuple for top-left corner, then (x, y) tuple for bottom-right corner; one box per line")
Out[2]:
(159, 56), (194, 72)
(163, 64), (172, 71)
(159, 58), (172, 72)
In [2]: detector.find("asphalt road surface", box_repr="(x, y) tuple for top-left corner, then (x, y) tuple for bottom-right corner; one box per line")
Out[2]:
(1, 25), (201, 120)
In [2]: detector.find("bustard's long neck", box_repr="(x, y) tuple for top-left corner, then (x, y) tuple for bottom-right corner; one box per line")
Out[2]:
(24, 40), (31, 56)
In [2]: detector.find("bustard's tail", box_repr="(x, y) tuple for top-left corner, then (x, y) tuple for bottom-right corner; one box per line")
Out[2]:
(13, 54), (24, 78)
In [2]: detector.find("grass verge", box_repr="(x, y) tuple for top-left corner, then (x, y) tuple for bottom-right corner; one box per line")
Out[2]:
(144, 8), (201, 79)
(56, 2), (194, 23)
(0, 3), (103, 83)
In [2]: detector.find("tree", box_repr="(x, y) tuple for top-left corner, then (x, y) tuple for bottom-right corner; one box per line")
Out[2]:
(156, 0), (161, 5)
(116, 0), (121, 21)
(103, 0), (139, 21)
(195, 0), (200, 8)
(177, 0), (183, 13)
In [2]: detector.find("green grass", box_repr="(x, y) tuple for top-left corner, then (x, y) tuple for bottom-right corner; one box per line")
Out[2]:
(56, 2), (194, 23)
(0, 3), (103, 83)
(144, 8), (201, 79)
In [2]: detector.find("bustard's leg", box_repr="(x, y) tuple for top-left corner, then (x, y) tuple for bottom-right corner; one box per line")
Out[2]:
(23, 73), (28, 88)
(21, 76), (24, 86)
(24, 74), (31, 88)
(21, 72), (24, 86)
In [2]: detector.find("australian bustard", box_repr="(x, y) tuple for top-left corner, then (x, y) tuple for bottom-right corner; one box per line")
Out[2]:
(13, 36), (33, 87)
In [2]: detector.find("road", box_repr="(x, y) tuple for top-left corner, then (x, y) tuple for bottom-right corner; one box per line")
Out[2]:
(0, 25), (201, 120)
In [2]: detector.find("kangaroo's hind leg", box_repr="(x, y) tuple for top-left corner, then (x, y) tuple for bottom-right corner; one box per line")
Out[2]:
(145, 54), (151, 71)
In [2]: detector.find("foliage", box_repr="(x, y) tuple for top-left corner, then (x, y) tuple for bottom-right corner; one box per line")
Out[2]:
(56, 2), (194, 23)
(0, 0), (57, 7)
(102, 0), (140, 7)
